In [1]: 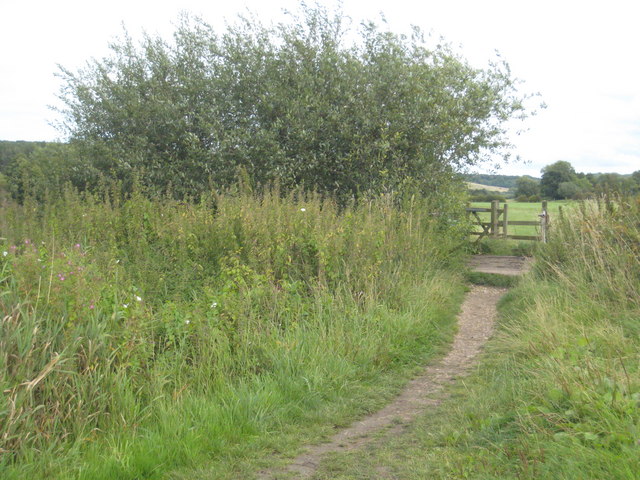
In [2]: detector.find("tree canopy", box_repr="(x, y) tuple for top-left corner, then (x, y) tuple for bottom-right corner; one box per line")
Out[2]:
(540, 160), (576, 199)
(56, 4), (530, 199)
(537, 160), (640, 199)
(515, 175), (540, 197)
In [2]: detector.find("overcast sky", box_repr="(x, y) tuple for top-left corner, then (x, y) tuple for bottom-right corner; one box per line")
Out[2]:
(1, 0), (638, 177)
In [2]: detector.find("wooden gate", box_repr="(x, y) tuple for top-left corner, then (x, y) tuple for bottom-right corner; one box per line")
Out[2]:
(467, 200), (549, 242)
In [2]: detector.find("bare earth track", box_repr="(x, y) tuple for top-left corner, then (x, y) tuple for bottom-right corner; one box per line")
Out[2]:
(466, 255), (531, 276)
(259, 255), (527, 479)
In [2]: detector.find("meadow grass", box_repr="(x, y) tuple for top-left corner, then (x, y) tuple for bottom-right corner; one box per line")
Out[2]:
(0, 186), (468, 479)
(314, 196), (640, 479)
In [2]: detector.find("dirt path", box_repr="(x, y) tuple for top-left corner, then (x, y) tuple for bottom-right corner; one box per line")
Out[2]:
(467, 255), (531, 276)
(259, 256), (525, 479)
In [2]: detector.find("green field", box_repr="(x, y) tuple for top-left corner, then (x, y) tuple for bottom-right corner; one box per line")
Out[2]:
(469, 200), (573, 238)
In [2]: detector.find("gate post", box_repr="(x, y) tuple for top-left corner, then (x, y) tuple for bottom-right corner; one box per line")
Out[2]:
(502, 202), (509, 238)
(491, 200), (499, 238)
(540, 200), (548, 243)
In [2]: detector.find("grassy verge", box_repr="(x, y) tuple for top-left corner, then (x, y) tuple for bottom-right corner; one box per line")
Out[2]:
(314, 196), (640, 479)
(469, 237), (537, 257)
(464, 270), (519, 288)
(0, 187), (467, 479)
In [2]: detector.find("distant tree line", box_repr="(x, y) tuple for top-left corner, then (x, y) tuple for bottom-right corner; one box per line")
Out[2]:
(463, 173), (520, 190)
(0, 141), (100, 202)
(514, 160), (640, 200)
(0, 140), (51, 171)
(1, 3), (530, 203)
(467, 189), (508, 202)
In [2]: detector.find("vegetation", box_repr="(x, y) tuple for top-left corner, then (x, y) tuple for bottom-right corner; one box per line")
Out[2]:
(0, 6), (533, 476)
(0, 141), (55, 171)
(0, 185), (470, 479)
(515, 175), (540, 198)
(515, 194), (542, 202)
(539, 161), (640, 199)
(467, 191), (508, 202)
(463, 174), (522, 190)
(468, 199), (569, 238)
(0, 142), (99, 202)
(309, 196), (640, 479)
(467, 165), (639, 202)
(5, 3), (639, 479)
(46, 3), (531, 201)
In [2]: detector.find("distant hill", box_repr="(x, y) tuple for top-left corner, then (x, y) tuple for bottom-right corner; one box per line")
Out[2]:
(462, 174), (538, 190)
(465, 182), (510, 192)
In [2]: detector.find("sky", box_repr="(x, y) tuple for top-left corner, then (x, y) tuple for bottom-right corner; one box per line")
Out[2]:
(1, 0), (639, 177)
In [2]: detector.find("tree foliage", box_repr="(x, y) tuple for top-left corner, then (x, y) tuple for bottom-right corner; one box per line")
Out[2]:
(515, 175), (540, 197)
(540, 160), (576, 199)
(0, 141), (50, 171)
(56, 4), (530, 199)
(538, 161), (640, 199)
(0, 142), (98, 202)
(463, 173), (521, 189)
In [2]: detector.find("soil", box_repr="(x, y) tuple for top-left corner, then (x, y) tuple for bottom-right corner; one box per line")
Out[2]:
(259, 256), (527, 479)
(466, 255), (532, 276)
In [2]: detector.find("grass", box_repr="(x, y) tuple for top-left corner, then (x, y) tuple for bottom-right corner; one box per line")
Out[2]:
(0, 186), (469, 479)
(464, 270), (519, 288)
(312, 196), (640, 479)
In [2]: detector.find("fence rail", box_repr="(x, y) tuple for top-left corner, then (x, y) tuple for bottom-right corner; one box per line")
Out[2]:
(466, 200), (548, 242)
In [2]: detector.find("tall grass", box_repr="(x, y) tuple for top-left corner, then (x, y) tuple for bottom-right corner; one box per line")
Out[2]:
(311, 196), (640, 479)
(0, 186), (467, 478)
(481, 197), (640, 477)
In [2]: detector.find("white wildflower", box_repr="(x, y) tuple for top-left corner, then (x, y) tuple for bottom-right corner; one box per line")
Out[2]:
(2, 251), (7, 257)
(122, 304), (129, 309)
(135, 295), (142, 302)
(300, 208), (306, 212)
(210, 302), (218, 308)
(185, 320), (190, 325)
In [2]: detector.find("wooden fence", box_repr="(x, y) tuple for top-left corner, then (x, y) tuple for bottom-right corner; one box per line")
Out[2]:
(467, 200), (549, 242)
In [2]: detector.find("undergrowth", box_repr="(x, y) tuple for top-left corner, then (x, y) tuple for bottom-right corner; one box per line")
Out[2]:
(313, 196), (640, 479)
(0, 186), (467, 479)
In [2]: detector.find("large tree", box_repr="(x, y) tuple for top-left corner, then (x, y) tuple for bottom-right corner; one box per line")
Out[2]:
(515, 175), (540, 197)
(56, 4), (532, 199)
(540, 161), (576, 199)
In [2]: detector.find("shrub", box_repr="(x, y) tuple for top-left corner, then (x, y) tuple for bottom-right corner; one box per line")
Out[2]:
(469, 193), (507, 202)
